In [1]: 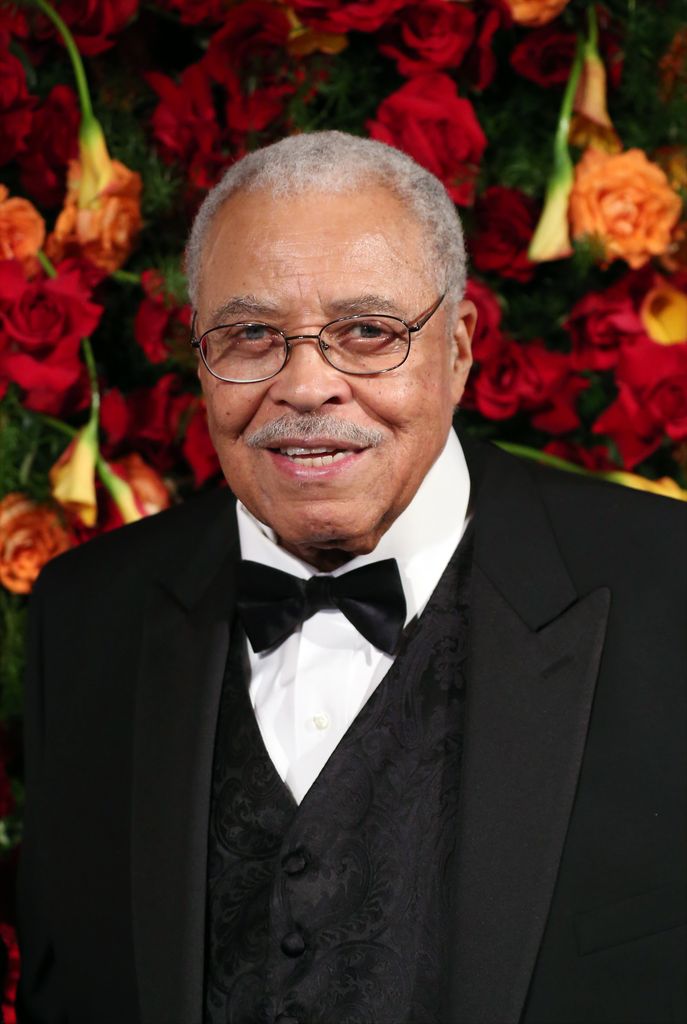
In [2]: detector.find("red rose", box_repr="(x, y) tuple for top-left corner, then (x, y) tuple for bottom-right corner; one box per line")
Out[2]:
(465, 277), (505, 363)
(147, 63), (224, 189)
(101, 374), (194, 471)
(544, 439), (614, 471)
(288, 0), (410, 34)
(182, 402), (221, 486)
(39, 0), (138, 56)
(473, 339), (586, 432)
(0, 921), (20, 1022)
(134, 269), (191, 365)
(224, 73), (294, 139)
(0, 32), (35, 165)
(155, 0), (226, 25)
(593, 337), (687, 466)
(565, 278), (647, 372)
(367, 74), (486, 206)
(464, 2), (506, 91)
(0, 260), (100, 414)
(18, 84), (80, 208)
(378, 1), (476, 78)
(510, 26), (577, 87)
(204, 2), (291, 81)
(0, 260), (102, 354)
(470, 186), (537, 283)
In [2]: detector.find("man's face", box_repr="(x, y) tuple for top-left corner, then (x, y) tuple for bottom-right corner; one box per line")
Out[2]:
(196, 184), (475, 569)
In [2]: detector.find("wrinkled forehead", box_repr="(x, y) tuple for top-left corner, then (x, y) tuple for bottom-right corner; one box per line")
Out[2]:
(197, 183), (439, 309)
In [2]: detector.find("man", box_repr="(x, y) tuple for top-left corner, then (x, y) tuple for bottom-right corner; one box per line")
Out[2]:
(17, 132), (686, 1024)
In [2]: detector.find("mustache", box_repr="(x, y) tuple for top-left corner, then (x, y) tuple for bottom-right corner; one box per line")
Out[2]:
(245, 414), (385, 449)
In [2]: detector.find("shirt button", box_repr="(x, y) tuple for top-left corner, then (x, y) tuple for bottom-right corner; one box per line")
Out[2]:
(312, 712), (330, 731)
(281, 848), (309, 875)
(281, 930), (306, 957)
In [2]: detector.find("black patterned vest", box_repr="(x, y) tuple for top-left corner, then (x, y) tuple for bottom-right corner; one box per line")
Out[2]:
(204, 531), (473, 1024)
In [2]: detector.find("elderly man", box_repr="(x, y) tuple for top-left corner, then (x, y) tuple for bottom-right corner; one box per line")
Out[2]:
(17, 132), (686, 1024)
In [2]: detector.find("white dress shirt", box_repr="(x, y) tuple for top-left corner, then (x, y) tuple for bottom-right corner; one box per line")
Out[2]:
(236, 428), (471, 803)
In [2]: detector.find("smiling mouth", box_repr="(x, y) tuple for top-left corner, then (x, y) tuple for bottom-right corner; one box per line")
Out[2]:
(270, 444), (364, 466)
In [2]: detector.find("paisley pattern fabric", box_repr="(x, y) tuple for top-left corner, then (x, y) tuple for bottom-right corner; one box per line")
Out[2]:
(204, 530), (473, 1024)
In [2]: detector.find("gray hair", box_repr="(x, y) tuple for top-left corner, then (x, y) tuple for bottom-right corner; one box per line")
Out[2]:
(185, 130), (467, 310)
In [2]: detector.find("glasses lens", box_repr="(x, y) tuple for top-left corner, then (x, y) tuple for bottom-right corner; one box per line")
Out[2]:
(322, 316), (409, 373)
(201, 323), (285, 381)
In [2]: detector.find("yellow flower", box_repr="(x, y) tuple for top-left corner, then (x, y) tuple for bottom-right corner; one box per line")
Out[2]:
(528, 170), (574, 262)
(639, 281), (687, 344)
(49, 420), (99, 527)
(603, 471), (687, 502)
(285, 8), (347, 56)
(569, 14), (620, 154)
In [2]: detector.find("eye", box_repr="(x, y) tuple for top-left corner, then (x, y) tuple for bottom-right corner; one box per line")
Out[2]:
(326, 317), (406, 351)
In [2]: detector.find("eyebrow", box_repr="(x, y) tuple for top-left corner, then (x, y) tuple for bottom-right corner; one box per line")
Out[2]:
(207, 293), (405, 326)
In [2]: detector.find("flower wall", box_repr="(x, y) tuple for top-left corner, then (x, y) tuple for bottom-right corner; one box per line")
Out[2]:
(0, 0), (686, 1010)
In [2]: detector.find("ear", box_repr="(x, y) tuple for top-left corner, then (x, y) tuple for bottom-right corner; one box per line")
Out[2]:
(449, 299), (476, 405)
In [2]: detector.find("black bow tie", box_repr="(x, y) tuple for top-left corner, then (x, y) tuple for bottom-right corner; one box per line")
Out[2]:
(236, 558), (407, 655)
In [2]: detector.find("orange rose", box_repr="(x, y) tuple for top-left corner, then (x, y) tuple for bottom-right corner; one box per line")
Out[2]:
(108, 453), (171, 520)
(0, 493), (72, 594)
(569, 148), (683, 269)
(46, 158), (142, 273)
(503, 0), (571, 27)
(0, 185), (45, 273)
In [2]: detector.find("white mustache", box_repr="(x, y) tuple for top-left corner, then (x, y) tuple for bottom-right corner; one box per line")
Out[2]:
(246, 414), (384, 449)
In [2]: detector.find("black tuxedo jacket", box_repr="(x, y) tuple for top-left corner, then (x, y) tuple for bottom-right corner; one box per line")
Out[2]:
(16, 436), (687, 1023)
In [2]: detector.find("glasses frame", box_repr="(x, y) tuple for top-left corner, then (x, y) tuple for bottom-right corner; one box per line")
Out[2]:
(190, 293), (446, 383)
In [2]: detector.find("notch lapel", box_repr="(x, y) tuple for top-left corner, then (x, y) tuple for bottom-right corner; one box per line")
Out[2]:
(131, 504), (239, 1024)
(449, 441), (611, 1024)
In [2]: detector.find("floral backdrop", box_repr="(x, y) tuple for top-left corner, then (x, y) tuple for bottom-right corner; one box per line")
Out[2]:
(0, 0), (685, 1013)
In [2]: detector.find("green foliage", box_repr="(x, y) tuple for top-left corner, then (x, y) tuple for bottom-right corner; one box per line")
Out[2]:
(0, 590), (26, 723)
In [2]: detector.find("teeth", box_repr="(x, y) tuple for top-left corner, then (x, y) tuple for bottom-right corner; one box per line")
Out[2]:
(281, 446), (333, 456)
(279, 450), (351, 466)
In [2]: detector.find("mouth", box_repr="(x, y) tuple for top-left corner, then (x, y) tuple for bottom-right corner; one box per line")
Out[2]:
(265, 438), (367, 468)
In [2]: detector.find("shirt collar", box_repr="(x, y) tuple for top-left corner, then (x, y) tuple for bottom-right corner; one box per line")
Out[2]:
(236, 427), (470, 623)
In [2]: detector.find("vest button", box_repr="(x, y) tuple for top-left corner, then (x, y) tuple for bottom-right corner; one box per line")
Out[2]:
(280, 930), (306, 957)
(281, 849), (308, 875)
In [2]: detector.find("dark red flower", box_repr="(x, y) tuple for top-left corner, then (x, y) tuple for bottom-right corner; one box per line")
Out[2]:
(155, 0), (226, 25)
(288, 0), (410, 34)
(147, 63), (224, 189)
(18, 84), (80, 208)
(204, 2), (291, 81)
(134, 269), (191, 365)
(0, 259), (100, 415)
(0, 921), (20, 1023)
(182, 401), (221, 486)
(101, 374), (194, 472)
(378, 1), (476, 78)
(224, 72), (294, 139)
(473, 338), (587, 432)
(470, 186), (537, 282)
(465, 277), (505, 363)
(40, 0), (138, 56)
(367, 74), (486, 206)
(593, 337), (687, 466)
(464, 2), (506, 91)
(565, 275), (649, 372)
(0, 31), (35, 165)
(510, 26), (577, 87)
(544, 439), (615, 471)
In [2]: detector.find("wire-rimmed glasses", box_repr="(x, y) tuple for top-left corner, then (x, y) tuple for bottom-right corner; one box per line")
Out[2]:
(190, 294), (445, 383)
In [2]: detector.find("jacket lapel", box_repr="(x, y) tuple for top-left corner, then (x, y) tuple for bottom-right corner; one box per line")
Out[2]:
(449, 442), (610, 1024)
(131, 502), (240, 1024)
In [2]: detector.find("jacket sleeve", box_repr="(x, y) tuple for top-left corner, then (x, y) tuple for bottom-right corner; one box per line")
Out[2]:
(15, 574), (68, 1024)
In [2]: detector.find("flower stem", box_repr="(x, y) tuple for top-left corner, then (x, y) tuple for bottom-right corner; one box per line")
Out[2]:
(36, 250), (57, 279)
(495, 441), (590, 477)
(81, 338), (100, 418)
(31, 0), (94, 120)
(111, 269), (142, 286)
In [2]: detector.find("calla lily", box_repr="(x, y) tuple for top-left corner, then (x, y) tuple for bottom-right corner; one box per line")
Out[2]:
(528, 38), (584, 262)
(77, 114), (115, 210)
(569, 7), (620, 153)
(98, 453), (171, 524)
(602, 471), (687, 501)
(96, 458), (143, 525)
(49, 417), (99, 527)
(285, 8), (348, 56)
(640, 282), (687, 344)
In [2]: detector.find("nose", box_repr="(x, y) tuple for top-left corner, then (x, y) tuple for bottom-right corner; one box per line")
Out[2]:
(267, 335), (352, 412)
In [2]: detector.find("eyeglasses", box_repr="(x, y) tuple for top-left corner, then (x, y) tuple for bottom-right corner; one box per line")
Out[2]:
(190, 294), (445, 383)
